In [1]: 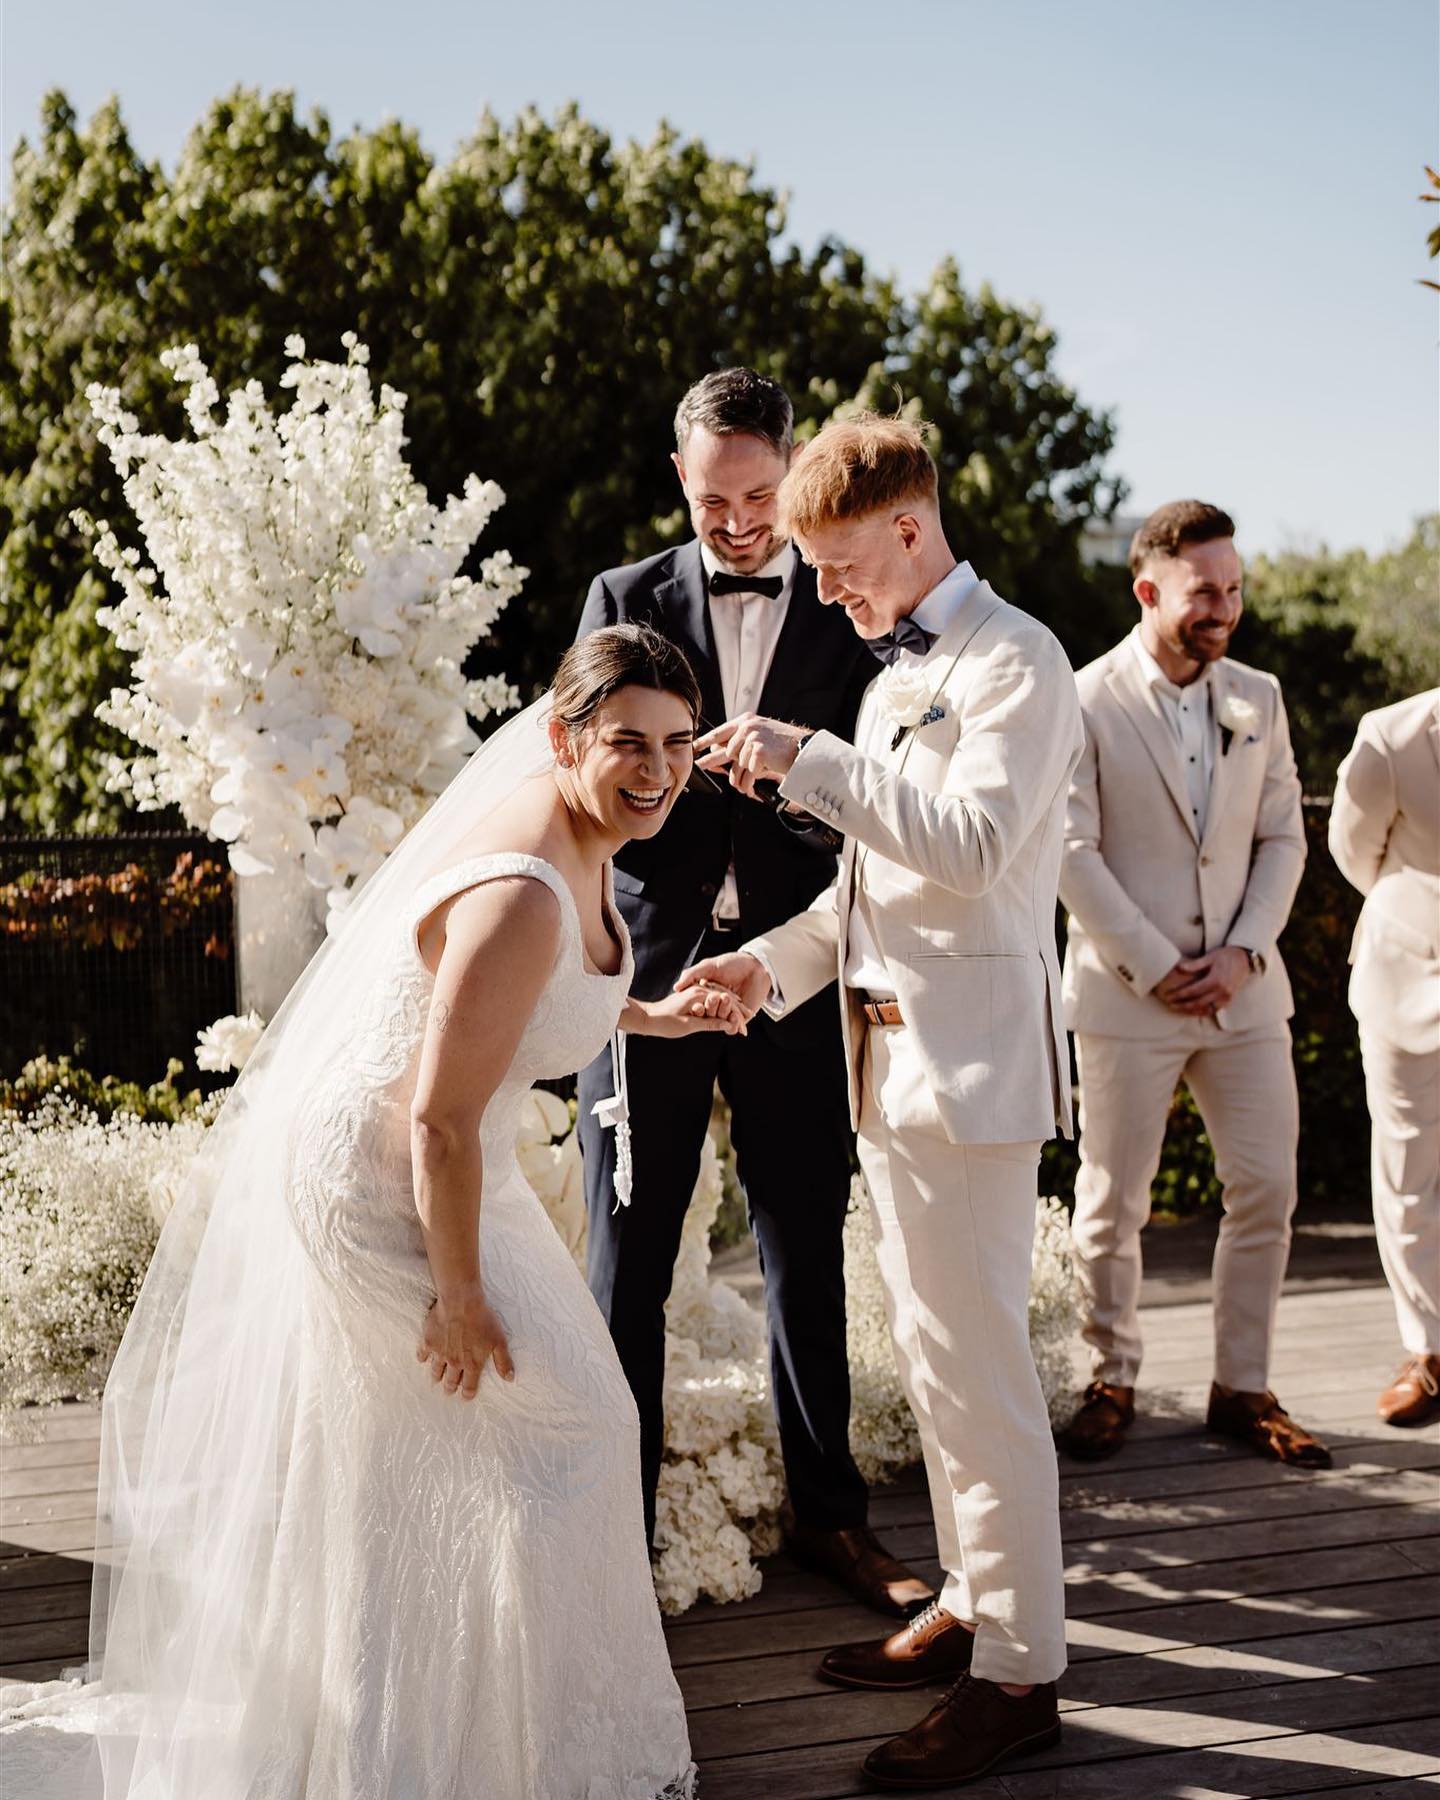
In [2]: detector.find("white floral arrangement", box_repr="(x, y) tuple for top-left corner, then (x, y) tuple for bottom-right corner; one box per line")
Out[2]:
(79, 336), (527, 926)
(0, 1101), (212, 1436)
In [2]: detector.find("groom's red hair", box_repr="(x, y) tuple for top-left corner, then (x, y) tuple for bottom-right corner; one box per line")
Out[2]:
(778, 413), (939, 536)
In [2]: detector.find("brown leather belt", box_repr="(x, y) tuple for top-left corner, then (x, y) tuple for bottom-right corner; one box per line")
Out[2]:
(860, 996), (904, 1027)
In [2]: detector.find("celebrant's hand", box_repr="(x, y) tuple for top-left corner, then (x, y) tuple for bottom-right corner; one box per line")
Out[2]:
(695, 714), (812, 798)
(675, 951), (773, 1017)
(418, 1287), (514, 1398)
(633, 985), (751, 1037)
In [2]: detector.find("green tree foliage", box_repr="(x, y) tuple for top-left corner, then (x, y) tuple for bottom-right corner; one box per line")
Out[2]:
(1, 90), (1122, 828)
(1241, 515), (1438, 793)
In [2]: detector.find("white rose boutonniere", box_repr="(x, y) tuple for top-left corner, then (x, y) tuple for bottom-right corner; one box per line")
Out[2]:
(1218, 693), (1261, 755)
(876, 666), (945, 751)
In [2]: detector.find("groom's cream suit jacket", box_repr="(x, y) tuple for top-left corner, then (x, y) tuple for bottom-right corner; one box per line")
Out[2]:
(747, 580), (1084, 1146)
(1060, 639), (1307, 1038)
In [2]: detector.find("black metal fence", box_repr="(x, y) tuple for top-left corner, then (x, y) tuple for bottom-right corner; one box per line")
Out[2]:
(0, 832), (238, 1085)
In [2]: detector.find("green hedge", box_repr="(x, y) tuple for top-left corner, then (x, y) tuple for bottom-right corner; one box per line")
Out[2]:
(1042, 800), (1365, 1216)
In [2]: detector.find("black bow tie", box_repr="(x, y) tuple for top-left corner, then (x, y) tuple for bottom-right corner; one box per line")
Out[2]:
(708, 571), (785, 600)
(867, 616), (937, 665)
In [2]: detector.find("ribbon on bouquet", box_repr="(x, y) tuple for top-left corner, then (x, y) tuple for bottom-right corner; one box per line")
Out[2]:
(590, 1028), (633, 1213)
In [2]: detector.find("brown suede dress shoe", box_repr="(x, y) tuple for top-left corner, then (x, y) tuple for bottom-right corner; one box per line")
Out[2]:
(862, 1673), (1061, 1789)
(819, 1601), (974, 1691)
(784, 1523), (935, 1619)
(1205, 1384), (1332, 1468)
(1056, 1381), (1135, 1461)
(1378, 1353), (1440, 1426)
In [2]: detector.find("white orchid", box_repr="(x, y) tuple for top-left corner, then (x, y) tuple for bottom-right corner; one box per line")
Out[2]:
(81, 336), (527, 918)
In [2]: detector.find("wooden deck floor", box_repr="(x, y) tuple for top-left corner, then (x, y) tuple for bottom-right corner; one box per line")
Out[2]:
(4, 1282), (1438, 1796)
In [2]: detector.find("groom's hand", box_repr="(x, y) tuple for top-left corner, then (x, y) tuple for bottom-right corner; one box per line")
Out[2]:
(696, 714), (811, 798)
(676, 951), (773, 1016)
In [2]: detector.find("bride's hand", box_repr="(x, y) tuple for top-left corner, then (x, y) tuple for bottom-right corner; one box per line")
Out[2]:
(632, 985), (751, 1038)
(417, 1288), (515, 1398)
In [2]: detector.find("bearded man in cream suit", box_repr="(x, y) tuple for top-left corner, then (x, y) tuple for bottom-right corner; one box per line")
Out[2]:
(1330, 689), (1440, 1426)
(680, 415), (1083, 1791)
(1058, 500), (1331, 1470)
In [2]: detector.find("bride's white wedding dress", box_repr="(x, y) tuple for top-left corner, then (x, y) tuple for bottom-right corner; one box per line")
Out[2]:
(2, 851), (695, 1800)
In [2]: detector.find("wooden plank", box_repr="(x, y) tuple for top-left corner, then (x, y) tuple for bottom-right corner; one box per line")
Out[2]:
(667, 1536), (1439, 1673)
(685, 1652), (1440, 1765)
(996, 1720), (1440, 1799)
(663, 1503), (1440, 1650)
(0, 1407), (100, 1445)
(0, 1610), (92, 1664)
(1066, 1616), (1439, 1709)
(0, 1460), (102, 1501)
(1067, 1574), (1439, 1664)
(0, 1439), (103, 1476)
(1, 1492), (101, 1529)
(694, 1719), (1440, 1800)
(0, 1579), (92, 1627)
(1054, 1467), (1440, 1544)
(676, 1608), (1438, 1714)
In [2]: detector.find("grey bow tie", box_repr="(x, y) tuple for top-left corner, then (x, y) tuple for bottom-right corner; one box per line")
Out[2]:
(867, 617), (936, 666)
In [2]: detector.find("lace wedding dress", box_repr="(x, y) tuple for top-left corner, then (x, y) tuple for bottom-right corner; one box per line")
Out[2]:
(1, 852), (696, 1800)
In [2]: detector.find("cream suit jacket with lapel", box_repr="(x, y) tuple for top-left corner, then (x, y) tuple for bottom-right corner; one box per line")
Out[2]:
(745, 581), (1084, 1146)
(1329, 688), (1440, 1056)
(1060, 640), (1306, 1039)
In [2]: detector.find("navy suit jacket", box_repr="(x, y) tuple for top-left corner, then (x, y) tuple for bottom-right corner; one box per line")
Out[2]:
(576, 539), (876, 1005)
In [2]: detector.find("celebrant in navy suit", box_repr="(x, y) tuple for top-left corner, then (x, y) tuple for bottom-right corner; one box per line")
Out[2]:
(575, 369), (930, 1616)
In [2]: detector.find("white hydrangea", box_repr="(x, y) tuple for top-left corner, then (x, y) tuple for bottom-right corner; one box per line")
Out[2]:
(0, 1102), (212, 1437)
(79, 337), (528, 924)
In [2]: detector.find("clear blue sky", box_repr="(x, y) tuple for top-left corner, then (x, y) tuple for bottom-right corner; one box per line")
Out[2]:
(5, 0), (1437, 558)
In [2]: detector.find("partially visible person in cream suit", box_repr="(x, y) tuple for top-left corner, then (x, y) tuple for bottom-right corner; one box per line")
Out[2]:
(678, 416), (1083, 1792)
(1330, 688), (1440, 1426)
(1058, 500), (1332, 1471)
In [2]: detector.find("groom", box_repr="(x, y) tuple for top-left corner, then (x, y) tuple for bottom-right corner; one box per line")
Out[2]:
(575, 369), (931, 1617)
(684, 414), (1083, 1789)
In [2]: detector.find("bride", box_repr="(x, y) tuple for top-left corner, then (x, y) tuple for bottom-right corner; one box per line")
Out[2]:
(5, 623), (746, 1798)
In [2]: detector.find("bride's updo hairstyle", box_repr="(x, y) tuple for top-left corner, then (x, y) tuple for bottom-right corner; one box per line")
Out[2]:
(551, 622), (703, 739)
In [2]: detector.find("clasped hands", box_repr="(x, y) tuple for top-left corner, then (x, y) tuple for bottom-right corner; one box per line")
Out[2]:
(1152, 945), (1252, 1016)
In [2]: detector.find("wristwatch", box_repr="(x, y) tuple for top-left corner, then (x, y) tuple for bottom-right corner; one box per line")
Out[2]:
(1237, 946), (1266, 976)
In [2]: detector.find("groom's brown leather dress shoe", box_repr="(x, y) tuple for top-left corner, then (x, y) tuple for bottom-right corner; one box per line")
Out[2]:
(1205, 1383), (1332, 1468)
(783, 1522), (935, 1618)
(818, 1601), (974, 1691)
(1056, 1381), (1135, 1461)
(1377, 1353), (1440, 1426)
(861, 1673), (1061, 1789)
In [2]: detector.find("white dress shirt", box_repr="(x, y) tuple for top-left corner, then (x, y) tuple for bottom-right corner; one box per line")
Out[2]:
(700, 541), (796, 923)
(1130, 628), (1214, 839)
(844, 562), (980, 997)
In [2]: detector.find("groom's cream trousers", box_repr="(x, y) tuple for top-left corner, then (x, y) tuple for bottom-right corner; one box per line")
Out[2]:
(858, 1023), (1067, 1687)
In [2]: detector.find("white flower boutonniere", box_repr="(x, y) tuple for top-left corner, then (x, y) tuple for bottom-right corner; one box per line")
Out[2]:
(876, 666), (946, 751)
(1218, 693), (1261, 755)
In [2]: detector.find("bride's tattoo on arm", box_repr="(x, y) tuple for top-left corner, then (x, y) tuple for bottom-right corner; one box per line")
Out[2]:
(433, 1000), (452, 1034)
